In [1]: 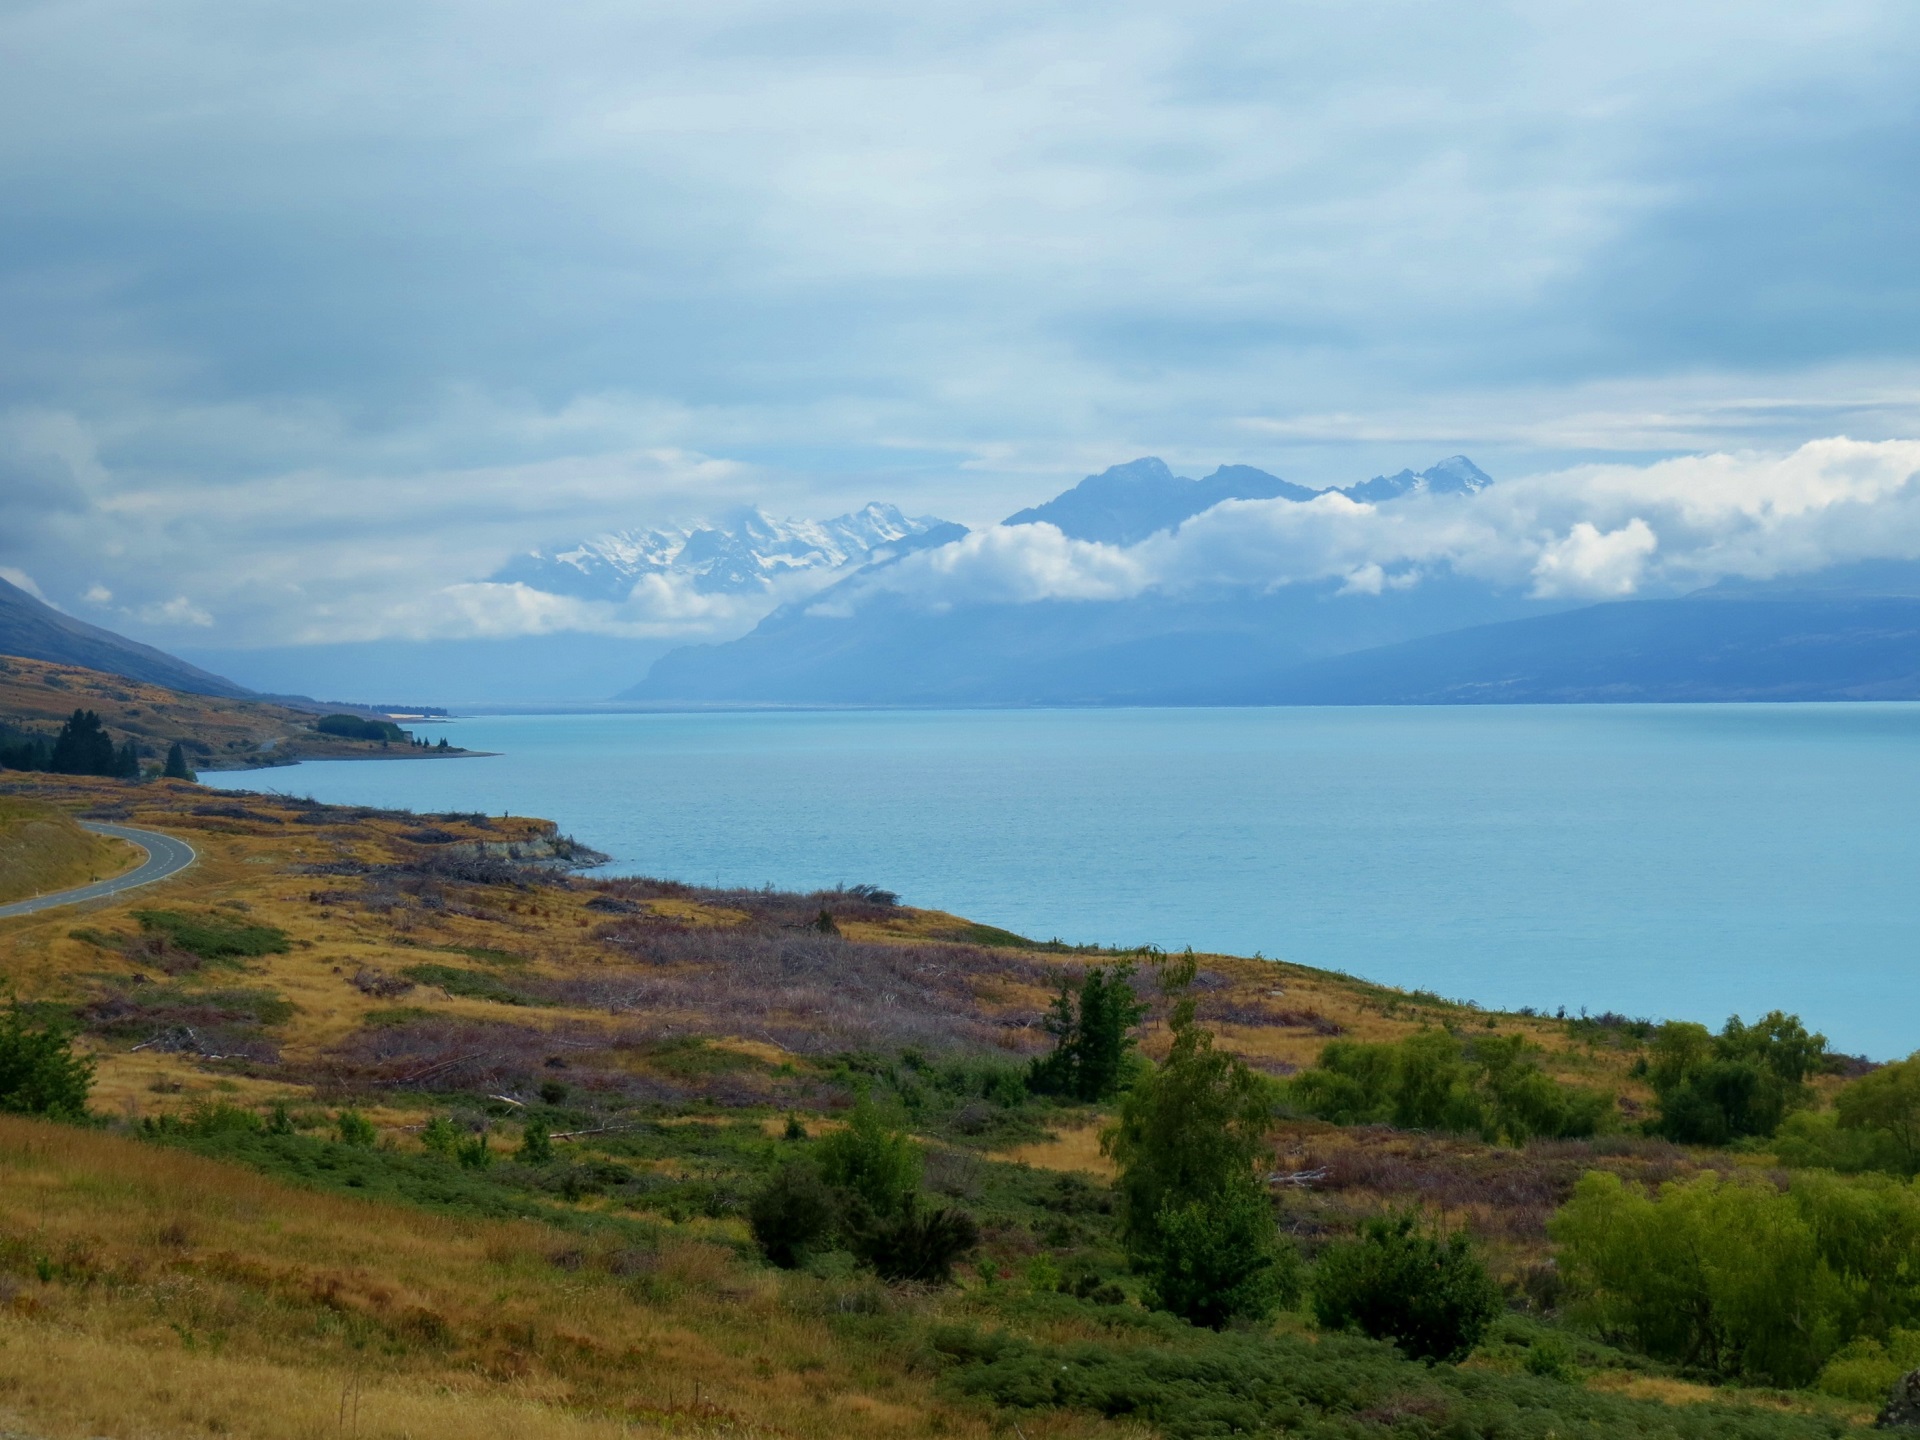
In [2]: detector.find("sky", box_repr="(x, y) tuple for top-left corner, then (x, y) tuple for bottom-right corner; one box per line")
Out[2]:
(3, 0), (1920, 659)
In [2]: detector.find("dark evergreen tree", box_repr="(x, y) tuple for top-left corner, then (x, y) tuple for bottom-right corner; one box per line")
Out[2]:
(1028, 962), (1147, 1101)
(115, 737), (141, 779)
(49, 709), (118, 776)
(1105, 952), (1299, 1328)
(162, 741), (195, 781)
(0, 725), (53, 771)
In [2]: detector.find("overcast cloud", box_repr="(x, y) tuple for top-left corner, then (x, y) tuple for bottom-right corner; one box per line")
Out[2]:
(2, 1), (1919, 647)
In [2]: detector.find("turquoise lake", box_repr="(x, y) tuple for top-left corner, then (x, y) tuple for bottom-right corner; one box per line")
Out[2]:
(205, 705), (1920, 1058)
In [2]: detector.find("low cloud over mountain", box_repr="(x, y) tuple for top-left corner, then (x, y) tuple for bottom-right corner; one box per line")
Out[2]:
(627, 439), (1920, 706)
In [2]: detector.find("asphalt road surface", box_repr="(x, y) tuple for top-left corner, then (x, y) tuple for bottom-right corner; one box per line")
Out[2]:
(0, 822), (197, 920)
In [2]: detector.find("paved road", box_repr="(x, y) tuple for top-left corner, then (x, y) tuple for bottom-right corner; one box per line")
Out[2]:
(0, 822), (197, 919)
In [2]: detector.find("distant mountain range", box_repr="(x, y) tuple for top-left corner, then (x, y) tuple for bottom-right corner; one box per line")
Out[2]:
(493, 503), (960, 602)
(622, 456), (1530, 704)
(623, 457), (1920, 707)
(17, 455), (1920, 711)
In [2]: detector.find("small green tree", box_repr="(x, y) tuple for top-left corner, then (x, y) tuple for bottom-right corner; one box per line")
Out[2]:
(517, 1117), (554, 1164)
(456, 1131), (492, 1169)
(335, 1109), (376, 1147)
(1646, 1011), (1826, 1144)
(815, 1096), (921, 1220)
(1028, 962), (1147, 1102)
(1105, 951), (1297, 1328)
(749, 1160), (839, 1268)
(0, 1003), (94, 1120)
(420, 1115), (458, 1156)
(162, 742), (195, 781)
(1836, 1055), (1920, 1176)
(1311, 1211), (1502, 1363)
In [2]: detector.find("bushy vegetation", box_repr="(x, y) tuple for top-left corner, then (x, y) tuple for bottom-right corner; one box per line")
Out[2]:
(1310, 1211), (1503, 1362)
(1106, 952), (1299, 1328)
(934, 1318), (1848, 1440)
(133, 908), (290, 960)
(1289, 1028), (1614, 1143)
(313, 713), (408, 742)
(0, 1004), (94, 1120)
(748, 1096), (982, 1282)
(1026, 962), (1146, 1102)
(1775, 1052), (1920, 1176)
(1641, 1011), (1827, 1144)
(1552, 1167), (1920, 1386)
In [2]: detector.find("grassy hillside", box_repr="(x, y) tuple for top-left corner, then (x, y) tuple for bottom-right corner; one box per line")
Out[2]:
(0, 654), (474, 770)
(0, 771), (1887, 1439)
(0, 794), (137, 903)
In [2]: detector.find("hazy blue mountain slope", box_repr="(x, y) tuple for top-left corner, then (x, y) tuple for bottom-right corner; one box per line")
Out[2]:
(1240, 595), (1920, 703)
(624, 575), (1562, 705)
(0, 576), (253, 698)
(1001, 458), (1317, 544)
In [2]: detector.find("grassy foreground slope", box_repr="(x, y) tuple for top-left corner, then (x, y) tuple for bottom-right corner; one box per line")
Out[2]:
(0, 771), (1876, 1439)
(0, 795), (138, 903)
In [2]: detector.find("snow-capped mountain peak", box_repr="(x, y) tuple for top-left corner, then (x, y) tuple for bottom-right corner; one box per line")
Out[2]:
(493, 503), (953, 603)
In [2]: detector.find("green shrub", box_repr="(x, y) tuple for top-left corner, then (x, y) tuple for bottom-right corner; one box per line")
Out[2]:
(1524, 1332), (1578, 1380)
(1139, 1184), (1301, 1330)
(335, 1109), (376, 1147)
(314, 714), (406, 742)
(1550, 1167), (1920, 1385)
(748, 1160), (839, 1268)
(399, 964), (541, 1007)
(815, 1097), (921, 1220)
(456, 1132), (492, 1170)
(0, 1003), (94, 1120)
(1026, 963), (1146, 1102)
(517, 1118), (553, 1165)
(1107, 951), (1297, 1329)
(1289, 1029), (1612, 1143)
(1644, 1012), (1824, 1144)
(1311, 1211), (1501, 1363)
(1833, 1053), (1920, 1175)
(420, 1116), (458, 1156)
(1816, 1328), (1920, 1402)
(133, 909), (290, 961)
(1773, 1109), (1903, 1173)
(934, 1322), (1842, 1440)
(853, 1201), (981, 1283)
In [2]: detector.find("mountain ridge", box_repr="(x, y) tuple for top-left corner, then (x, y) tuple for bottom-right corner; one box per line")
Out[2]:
(0, 575), (254, 699)
(493, 502), (958, 603)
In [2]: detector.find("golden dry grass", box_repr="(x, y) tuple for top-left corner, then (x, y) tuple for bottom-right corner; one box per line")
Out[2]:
(0, 795), (136, 905)
(0, 1114), (1109, 1440)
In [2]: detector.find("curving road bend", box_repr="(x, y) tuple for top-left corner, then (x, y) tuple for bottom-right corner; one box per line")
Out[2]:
(0, 822), (198, 920)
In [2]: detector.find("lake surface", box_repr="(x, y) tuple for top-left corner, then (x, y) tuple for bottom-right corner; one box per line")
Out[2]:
(205, 706), (1920, 1058)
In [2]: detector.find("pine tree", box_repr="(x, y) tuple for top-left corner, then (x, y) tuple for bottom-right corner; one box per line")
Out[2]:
(1104, 950), (1299, 1327)
(162, 742), (195, 781)
(1027, 963), (1146, 1101)
(49, 710), (118, 776)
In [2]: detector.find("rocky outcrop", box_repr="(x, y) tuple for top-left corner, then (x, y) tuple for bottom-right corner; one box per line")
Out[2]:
(1879, 1369), (1920, 1429)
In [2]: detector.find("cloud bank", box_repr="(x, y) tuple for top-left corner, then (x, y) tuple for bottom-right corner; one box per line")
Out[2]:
(822, 439), (1920, 614)
(1, 3), (1918, 648)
